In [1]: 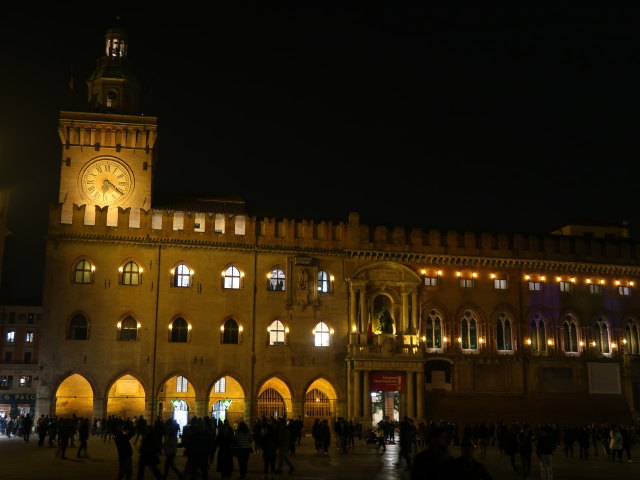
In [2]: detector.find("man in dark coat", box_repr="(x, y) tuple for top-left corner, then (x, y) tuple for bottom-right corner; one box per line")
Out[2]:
(114, 422), (134, 480)
(411, 427), (450, 480)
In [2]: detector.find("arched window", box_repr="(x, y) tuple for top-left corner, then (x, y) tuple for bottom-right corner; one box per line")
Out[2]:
(625, 320), (640, 355)
(221, 318), (239, 344)
(106, 91), (118, 108)
(267, 268), (286, 291)
(563, 315), (579, 353)
(424, 310), (442, 349)
(314, 322), (331, 347)
(173, 264), (191, 288)
(530, 313), (547, 352)
(318, 271), (330, 293)
(268, 320), (286, 345)
(593, 317), (610, 354)
(223, 266), (242, 289)
(119, 316), (139, 341)
(460, 311), (478, 350)
(68, 314), (88, 340)
(170, 317), (189, 343)
(74, 259), (93, 284)
(122, 261), (141, 286)
(496, 313), (512, 351)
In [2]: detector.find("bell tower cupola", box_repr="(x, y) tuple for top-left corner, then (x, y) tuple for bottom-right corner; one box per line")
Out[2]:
(87, 21), (140, 114)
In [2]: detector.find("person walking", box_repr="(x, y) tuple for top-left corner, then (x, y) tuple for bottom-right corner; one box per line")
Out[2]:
(276, 417), (295, 473)
(375, 422), (386, 453)
(77, 418), (90, 458)
(518, 424), (533, 480)
(162, 420), (182, 480)
(137, 426), (163, 480)
(261, 421), (278, 480)
(217, 422), (235, 479)
(536, 427), (555, 480)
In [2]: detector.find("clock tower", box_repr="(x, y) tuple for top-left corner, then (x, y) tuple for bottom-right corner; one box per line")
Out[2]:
(58, 23), (157, 227)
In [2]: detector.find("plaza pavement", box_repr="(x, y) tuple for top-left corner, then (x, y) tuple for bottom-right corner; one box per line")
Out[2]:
(0, 433), (639, 479)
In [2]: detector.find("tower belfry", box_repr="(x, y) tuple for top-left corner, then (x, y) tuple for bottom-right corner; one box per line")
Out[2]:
(87, 21), (140, 114)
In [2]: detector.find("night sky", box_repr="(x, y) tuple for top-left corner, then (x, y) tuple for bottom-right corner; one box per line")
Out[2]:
(1, 9), (639, 302)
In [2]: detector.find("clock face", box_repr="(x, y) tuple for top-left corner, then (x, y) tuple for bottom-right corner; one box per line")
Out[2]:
(79, 157), (134, 206)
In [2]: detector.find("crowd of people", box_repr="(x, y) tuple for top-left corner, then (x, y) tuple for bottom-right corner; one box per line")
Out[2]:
(1, 412), (639, 479)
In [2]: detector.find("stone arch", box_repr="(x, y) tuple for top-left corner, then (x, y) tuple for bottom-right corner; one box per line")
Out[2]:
(208, 374), (246, 424)
(53, 373), (95, 418)
(157, 373), (197, 425)
(302, 377), (338, 431)
(105, 372), (147, 418)
(349, 261), (423, 284)
(256, 376), (293, 418)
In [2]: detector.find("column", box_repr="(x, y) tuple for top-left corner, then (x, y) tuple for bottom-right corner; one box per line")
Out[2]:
(92, 397), (106, 420)
(401, 291), (409, 336)
(145, 397), (155, 419)
(292, 399), (303, 419)
(363, 371), (371, 421)
(195, 398), (207, 418)
(406, 372), (415, 419)
(411, 292), (418, 334)
(349, 286), (357, 334)
(354, 370), (362, 418)
(359, 288), (367, 333)
(416, 371), (425, 420)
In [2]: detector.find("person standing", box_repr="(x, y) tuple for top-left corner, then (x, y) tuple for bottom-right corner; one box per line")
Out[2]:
(610, 426), (623, 462)
(375, 422), (386, 453)
(311, 419), (321, 453)
(216, 422), (235, 479)
(449, 438), (492, 480)
(411, 427), (451, 480)
(518, 424), (533, 480)
(536, 427), (555, 480)
(22, 413), (33, 443)
(320, 419), (331, 455)
(396, 417), (413, 469)
(114, 423), (135, 480)
(235, 421), (253, 480)
(56, 419), (72, 460)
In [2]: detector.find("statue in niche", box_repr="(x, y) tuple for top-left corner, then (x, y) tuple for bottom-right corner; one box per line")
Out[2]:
(377, 308), (395, 334)
(297, 268), (308, 291)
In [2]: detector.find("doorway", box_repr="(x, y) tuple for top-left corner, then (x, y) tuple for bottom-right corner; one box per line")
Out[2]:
(371, 391), (399, 425)
(173, 400), (189, 431)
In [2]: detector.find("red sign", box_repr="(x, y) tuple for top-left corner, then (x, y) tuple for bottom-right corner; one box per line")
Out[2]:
(370, 372), (405, 392)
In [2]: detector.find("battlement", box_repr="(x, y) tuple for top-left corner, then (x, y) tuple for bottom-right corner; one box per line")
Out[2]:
(58, 111), (158, 151)
(49, 205), (640, 267)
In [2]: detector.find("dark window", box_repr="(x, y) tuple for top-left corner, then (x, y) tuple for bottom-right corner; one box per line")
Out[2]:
(222, 318), (239, 344)
(496, 313), (512, 351)
(4, 352), (12, 363)
(459, 278), (474, 289)
(119, 316), (138, 341)
(0, 375), (13, 388)
(589, 284), (603, 295)
(424, 310), (442, 349)
(69, 314), (88, 340)
(563, 316), (579, 353)
(170, 317), (189, 342)
(24, 352), (32, 364)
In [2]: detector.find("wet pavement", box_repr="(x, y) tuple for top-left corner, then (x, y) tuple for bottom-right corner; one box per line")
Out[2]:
(0, 434), (638, 479)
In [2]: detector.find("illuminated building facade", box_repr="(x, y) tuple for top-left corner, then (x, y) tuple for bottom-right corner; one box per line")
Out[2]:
(37, 27), (640, 426)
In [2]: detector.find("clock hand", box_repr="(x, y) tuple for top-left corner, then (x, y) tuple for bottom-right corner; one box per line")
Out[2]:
(105, 179), (125, 196)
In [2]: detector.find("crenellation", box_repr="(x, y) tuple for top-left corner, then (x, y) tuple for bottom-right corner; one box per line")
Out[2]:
(409, 228), (423, 248)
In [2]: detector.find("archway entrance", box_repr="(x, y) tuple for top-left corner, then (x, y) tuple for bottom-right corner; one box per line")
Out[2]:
(209, 376), (245, 425)
(158, 375), (195, 429)
(55, 374), (93, 418)
(303, 378), (337, 431)
(257, 377), (292, 419)
(107, 375), (146, 418)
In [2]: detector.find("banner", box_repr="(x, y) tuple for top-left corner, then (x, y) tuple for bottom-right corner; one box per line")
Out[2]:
(370, 372), (405, 392)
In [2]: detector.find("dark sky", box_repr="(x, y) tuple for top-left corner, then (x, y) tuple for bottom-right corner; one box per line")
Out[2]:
(1, 8), (639, 302)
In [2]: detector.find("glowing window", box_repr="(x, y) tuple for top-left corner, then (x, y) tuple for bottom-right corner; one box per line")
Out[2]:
(268, 268), (286, 291)
(424, 310), (442, 349)
(461, 311), (477, 350)
(74, 259), (93, 284)
(25, 331), (34, 343)
(214, 377), (226, 393)
(528, 281), (542, 291)
(224, 266), (241, 289)
(530, 314), (547, 352)
(494, 279), (508, 290)
(269, 320), (286, 345)
(176, 376), (188, 393)
(122, 261), (140, 286)
(6, 330), (15, 343)
(318, 271), (330, 293)
(496, 313), (512, 351)
(314, 322), (330, 347)
(174, 264), (191, 287)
